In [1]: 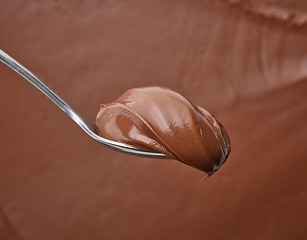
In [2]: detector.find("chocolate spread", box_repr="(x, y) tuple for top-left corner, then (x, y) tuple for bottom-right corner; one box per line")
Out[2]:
(96, 87), (230, 175)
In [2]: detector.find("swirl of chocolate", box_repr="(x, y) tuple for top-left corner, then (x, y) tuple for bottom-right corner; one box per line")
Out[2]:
(96, 87), (230, 175)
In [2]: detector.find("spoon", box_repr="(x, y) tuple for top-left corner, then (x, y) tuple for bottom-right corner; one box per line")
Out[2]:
(0, 49), (166, 158)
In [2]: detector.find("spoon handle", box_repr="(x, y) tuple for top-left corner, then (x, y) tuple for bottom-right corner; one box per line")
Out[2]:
(0, 48), (101, 140)
(0, 49), (74, 115)
(0, 49), (95, 130)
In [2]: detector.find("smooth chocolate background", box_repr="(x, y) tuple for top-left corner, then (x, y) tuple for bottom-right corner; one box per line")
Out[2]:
(1, 0), (307, 239)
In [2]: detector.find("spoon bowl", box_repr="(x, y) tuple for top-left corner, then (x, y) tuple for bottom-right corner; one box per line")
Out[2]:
(0, 49), (166, 158)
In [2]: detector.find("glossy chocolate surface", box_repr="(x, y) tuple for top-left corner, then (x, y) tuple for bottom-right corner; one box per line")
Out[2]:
(96, 87), (230, 175)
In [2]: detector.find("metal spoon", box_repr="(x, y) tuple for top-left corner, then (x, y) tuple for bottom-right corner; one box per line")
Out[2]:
(0, 49), (166, 158)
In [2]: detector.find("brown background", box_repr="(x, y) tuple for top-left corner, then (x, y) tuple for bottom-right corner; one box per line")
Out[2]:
(1, 0), (307, 239)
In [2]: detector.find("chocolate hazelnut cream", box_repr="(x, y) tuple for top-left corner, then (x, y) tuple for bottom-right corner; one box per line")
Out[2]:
(96, 87), (230, 175)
